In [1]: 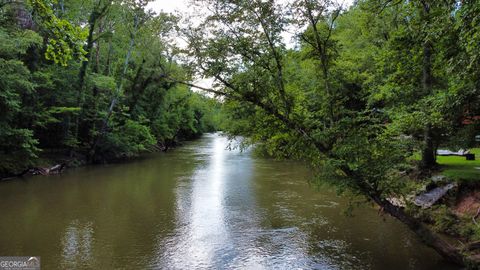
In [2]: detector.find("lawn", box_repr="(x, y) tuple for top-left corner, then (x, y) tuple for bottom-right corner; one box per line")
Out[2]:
(437, 148), (480, 181)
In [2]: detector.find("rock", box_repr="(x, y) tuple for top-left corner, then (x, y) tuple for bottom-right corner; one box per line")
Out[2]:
(414, 183), (457, 209)
(432, 175), (448, 183)
(387, 197), (406, 208)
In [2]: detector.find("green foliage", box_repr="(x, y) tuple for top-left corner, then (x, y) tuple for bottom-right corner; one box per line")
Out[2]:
(431, 205), (460, 235)
(447, 125), (480, 150)
(187, 0), (479, 206)
(28, 0), (88, 65)
(459, 221), (480, 242)
(90, 74), (116, 92)
(0, 28), (42, 55)
(97, 120), (156, 160)
(0, 22), (42, 176)
(0, 127), (39, 176)
(150, 87), (218, 144)
(0, 0), (221, 177)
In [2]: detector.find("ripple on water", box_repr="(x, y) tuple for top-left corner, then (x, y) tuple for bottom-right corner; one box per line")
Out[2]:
(313, 239), (369, 270)
(0, 133), (455, 270)
(301, 216), (330, 227)
(60, 220), (94, 269)
(314, 200), (340, 209)
(272, 190), (300, 200)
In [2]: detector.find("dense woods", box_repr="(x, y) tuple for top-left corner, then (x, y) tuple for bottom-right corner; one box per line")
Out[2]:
(0, 0), (220, 178)
(1, 0), (480, 267)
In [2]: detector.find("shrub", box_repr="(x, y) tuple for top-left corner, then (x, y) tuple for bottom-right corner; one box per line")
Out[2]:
(97, 120), (156, 161)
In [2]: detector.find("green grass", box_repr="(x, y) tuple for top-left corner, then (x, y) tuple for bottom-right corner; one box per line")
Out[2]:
(437, 148), (480, 181)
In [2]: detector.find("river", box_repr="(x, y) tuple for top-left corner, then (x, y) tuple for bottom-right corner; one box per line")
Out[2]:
(0, 133), (458, 269)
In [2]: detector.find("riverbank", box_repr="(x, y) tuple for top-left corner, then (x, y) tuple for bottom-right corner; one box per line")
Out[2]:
(0, 133), (207, 181)
(396, 150), (480, 265)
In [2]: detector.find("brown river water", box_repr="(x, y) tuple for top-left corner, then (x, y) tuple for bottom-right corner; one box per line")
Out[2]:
(0, 133), (459, 269)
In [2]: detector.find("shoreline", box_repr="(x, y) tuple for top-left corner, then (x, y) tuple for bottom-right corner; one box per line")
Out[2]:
(0, 134), (210, 182)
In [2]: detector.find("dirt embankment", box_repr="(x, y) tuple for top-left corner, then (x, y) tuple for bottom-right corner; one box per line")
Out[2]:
(454, 189), (480, 217)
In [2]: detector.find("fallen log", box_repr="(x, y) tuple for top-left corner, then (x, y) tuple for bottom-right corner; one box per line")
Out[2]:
(22, 163), (66, 176)
(464, 241), (480, 252)
(31, 163), (66, 175)
(1, 163), (67, 181)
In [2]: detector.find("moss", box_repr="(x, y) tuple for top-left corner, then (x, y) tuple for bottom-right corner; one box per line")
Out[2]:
(459, 222), (480, 242)
(431, 205), (461, 235)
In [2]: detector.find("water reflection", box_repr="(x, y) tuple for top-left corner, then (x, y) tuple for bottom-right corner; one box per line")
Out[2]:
(153, 134), (404, 269)
(0, 133), (459, 270)
(61, 220), (93, 269)
(158, 134), (231, 268)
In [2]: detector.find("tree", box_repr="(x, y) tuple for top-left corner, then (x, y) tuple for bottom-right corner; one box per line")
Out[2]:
(185, 0), (476, 265)
(0, 0), (222, 173)
(0, 4), (42, 176)
(28, 0), (88, 65)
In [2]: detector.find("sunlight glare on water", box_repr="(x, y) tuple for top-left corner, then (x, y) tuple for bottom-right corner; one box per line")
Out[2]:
(0, 133), (458, 269)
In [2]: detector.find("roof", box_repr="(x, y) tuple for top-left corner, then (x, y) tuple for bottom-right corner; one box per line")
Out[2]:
(462, 116), (480, 125)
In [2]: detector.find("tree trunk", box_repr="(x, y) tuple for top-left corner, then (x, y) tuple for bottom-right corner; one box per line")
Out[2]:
(89, 14), (139, 161)
(420, 2), (436, 169)
(372, 195), (466, 265)
(73, 9), (96, 147)
(105, 37), (113, 76)
(421, 124), (436, 169)
(73, 1), (110, 151)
